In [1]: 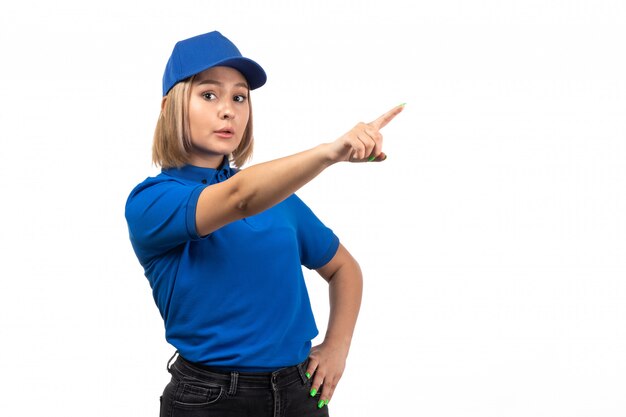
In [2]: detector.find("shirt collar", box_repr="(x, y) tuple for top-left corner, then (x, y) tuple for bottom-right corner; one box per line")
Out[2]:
(162, 158), (237, 184)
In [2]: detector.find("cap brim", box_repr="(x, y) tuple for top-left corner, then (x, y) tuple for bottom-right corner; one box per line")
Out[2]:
(212, 57), (267, 90)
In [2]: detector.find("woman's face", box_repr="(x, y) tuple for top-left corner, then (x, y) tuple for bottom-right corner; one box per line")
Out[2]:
(187, 66), (250, 168)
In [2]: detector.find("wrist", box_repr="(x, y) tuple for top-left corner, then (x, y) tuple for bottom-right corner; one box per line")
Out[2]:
(316, 143), (341, 166)
(323, 333), (352, 353)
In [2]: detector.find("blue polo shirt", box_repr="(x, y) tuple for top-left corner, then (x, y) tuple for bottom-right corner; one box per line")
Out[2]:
(125, 160), (339, 371)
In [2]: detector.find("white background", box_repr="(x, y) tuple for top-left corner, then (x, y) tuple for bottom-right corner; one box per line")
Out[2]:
(1, 1), (625, 416)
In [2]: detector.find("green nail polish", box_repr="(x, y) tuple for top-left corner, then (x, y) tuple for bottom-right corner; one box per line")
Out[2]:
(324, 399), (329, 405)
(318, 400), (325, 408)
(305, 372), (311, 379)
(398, 102), (407, 107)
(368, 156), (376, 162)
(310, 388), (317, 397)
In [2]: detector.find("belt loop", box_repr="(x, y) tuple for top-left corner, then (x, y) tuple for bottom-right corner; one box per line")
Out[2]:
(166, 350), (179, 372)
(228, 371), (239, 396)
(297, 360), (309, 385)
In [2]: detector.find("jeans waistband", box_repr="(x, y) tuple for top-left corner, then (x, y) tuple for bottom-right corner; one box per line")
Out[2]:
(168, 352), (309, 392)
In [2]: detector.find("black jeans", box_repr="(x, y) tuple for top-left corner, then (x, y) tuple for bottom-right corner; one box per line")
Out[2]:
(160, 354), (330, 417)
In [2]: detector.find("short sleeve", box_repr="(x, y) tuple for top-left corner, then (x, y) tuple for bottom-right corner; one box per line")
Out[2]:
(125, 178), (206, 265)
(289, 194), (340, 270)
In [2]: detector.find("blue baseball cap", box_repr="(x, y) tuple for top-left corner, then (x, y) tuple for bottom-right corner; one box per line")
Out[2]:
(162, 31), (267, 96)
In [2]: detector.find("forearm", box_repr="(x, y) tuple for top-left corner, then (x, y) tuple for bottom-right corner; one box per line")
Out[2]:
(324, 259), (363, 351)
(196, 103), (403, 236)
(196, 144), (337, 235)
(231, 144), (335, 216)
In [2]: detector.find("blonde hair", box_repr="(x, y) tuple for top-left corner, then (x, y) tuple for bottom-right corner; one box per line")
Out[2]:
(152, 76), (254, 169)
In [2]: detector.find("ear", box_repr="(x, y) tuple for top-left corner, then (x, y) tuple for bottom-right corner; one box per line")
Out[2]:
(160, 97), (167, 117)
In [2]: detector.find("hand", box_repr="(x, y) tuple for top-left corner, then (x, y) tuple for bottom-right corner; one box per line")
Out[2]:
(305, 340), (350, 409)
(327, 103), (405, 163)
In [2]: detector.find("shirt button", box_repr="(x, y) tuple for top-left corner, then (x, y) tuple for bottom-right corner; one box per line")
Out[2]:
(201, 179), (207, 184)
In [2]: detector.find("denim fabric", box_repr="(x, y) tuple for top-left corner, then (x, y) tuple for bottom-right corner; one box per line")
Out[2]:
(160, 354), (330, 417)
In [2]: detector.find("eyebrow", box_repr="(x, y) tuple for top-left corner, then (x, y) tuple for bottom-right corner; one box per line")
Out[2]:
(194, 79), (249, 89)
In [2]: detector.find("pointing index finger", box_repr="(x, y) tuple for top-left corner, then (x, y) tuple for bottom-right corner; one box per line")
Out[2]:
(369, 103), (406, 130)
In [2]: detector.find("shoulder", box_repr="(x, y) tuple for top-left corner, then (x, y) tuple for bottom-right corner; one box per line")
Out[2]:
(127, 172), (192, 200)
(125, 172), (201, 220)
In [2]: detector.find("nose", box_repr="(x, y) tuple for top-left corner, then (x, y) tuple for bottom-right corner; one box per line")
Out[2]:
(219, 102), (234, 120)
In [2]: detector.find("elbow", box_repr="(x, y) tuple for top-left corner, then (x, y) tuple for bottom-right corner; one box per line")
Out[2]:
(236, 198), (248, 211)
(235, 200), (248, 212)
(233, 196), (257, 217)
(229, 180), (256, 217)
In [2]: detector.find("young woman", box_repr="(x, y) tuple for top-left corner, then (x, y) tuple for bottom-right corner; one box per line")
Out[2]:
(125, 30), (404, 417)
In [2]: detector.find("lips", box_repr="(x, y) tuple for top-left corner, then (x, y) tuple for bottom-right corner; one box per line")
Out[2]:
(214, 128), (234, 138)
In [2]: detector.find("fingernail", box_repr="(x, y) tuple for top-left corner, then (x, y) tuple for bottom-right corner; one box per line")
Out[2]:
(310, 388), (317, 397)
(318, 399), (325, 408)
(324, 399), (330, 405)
(305, 372), (311, 379)
(368, 156), (376, 162)
(398, 102), (406, 107)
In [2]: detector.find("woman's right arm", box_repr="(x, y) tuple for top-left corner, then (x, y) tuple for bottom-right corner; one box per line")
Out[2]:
(195, 104), (404, 236)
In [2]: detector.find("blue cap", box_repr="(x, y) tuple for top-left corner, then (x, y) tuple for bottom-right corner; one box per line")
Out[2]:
(162, 31), (267, 96)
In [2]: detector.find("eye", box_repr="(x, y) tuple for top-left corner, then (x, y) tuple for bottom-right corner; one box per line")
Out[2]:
(202, 92), (217, 100)
(233, 94), (247, 103)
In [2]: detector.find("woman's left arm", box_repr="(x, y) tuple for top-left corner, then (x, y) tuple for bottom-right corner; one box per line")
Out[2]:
(307, 243), (363, 407)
